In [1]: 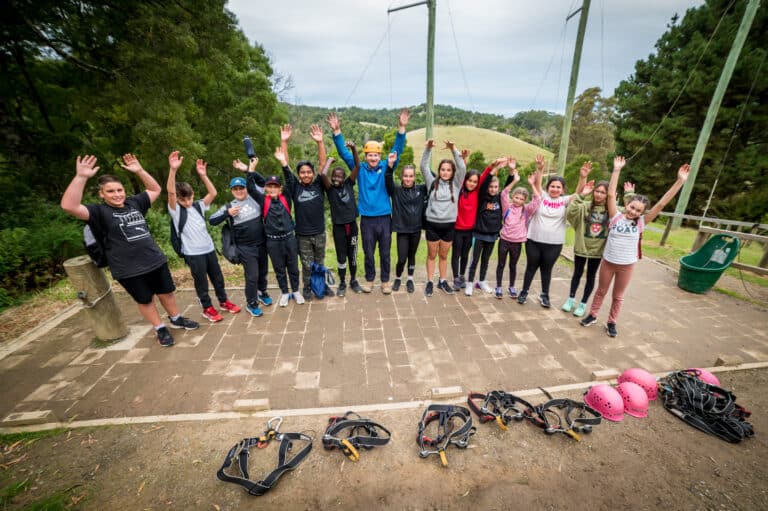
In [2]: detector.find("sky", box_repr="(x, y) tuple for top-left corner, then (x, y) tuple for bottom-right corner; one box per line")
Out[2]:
(228, 0), (704, 117)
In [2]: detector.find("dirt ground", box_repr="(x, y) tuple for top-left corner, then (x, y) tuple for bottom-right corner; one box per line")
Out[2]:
(1, 368), (765, 511)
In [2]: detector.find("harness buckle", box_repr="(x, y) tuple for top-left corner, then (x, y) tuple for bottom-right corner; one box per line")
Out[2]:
(564, 429), (581, 441)
(495, 416), (508, 431)
(439, 449), (448, 467)
(340, 438), (360, 462)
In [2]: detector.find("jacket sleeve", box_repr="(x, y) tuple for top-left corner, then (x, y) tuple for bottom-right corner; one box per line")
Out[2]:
(385, 165), (395, 196)
(332, 132), (356, 171)
(420, 148), (435, 189)
(524, 196), (541, 218)
(208, 204), (229, 226)
(452, 148), (467, 188)
(282, 165), (297, 197)
(478, 164), (492, 186)
(566, 194), (590, 226)
(246, 172), (265, 203)
(390, 130), (406, 171)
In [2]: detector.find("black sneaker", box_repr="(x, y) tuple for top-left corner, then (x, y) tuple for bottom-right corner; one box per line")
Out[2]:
(258, 291), (273, 307)
(452, 277), (462, 292)
(438, 280), (454, 294)
(169, 316), (199, 330)
(303, 285), (313, 301)
(406, 279), (415, 294)
(606, 322), (618, 337)
(580, 314), (598, 327)
(350, 280), (363, 294)
(156, 327), (174, 347)
(538, 293), (551, 308)
(425, 281), (434, 297)
(337, 281), (346, 297)
(517, 290), (528, 305)
(392, 278), (401, 292)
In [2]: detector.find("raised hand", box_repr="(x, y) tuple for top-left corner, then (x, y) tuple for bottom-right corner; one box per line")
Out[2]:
(232, 159), (248, 172)
(248, 157), (259, 172)
(613, 156), (626, 172)
(460, 149), (470, 163)
(274, 147), (287, 167)
(120, 153), (144, 173)
(529, 169), (542, 188)
(387, 151), (398, 168)
(76, 155), (99, 178)
(280, 124), (292, 142)
(345, 141), (356, 150)
(623, 181), (635, 193)
(327, 112), (340, 132)
(507, 158), (517, 171)
(580, 161), (592, 178)
(196, 159), (207, 176)
(443, 140), (456, 151)
(309, 124), (323, 143)
(425, 139), (435, 150)
(398, 108), (410, 128)
(535, 154), (546, 171)
(677, 163), (690, 182)
(168, 151), (183, 172)
(582, 179), (595, 196)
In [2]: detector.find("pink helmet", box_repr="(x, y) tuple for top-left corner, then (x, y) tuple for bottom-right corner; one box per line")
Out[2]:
(616, 382), (649, 418)
(686, 368), (720, 387)
(584, 384), (624, 422)
(617, 368), (658, 401)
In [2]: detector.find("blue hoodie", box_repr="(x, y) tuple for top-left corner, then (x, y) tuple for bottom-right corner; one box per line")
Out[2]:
(333, 131), (405, 216)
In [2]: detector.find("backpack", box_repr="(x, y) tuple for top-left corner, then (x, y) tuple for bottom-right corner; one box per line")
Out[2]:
(220, 202), (241, 265)
(263, 194), (291, 218)
(503, 205), (529, 226)
(84, 223), (108, 268)
(310, 262), (335, 299)
(169, 202), (204, 258)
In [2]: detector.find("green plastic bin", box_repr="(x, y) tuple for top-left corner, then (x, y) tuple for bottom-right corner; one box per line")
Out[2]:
(678, 234), (740, 294)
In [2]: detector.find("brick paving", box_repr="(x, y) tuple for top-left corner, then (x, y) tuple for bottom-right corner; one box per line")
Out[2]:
(1, 258), (767, 424)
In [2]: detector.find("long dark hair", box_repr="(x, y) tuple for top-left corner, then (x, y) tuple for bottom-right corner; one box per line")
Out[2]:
(589, 180), (609, 228)
(432, 158), (456, 203)
(460, 169), (480, 199)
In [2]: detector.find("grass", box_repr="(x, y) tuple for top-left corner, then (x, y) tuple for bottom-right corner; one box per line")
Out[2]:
(0, 428), (69, 447)
(408, 126), (554, 168)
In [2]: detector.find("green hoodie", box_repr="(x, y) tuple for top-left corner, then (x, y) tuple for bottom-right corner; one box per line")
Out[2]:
(567, 192), (634, 258)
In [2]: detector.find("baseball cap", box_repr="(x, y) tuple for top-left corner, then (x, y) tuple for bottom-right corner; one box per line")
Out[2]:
(265, 175), (281, 186)
(230, 177), (246, 188)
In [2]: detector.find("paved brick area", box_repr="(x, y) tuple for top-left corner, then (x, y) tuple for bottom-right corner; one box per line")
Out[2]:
(1, 258), (766, 424)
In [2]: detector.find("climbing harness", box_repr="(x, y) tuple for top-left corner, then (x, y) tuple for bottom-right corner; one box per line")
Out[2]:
(417, 404), (476, 467)
(322, 411), (392, 462)
(467, 391), (534, 431)
(524, 398), (602, 441)
(216, 417), (313, 496)
(658, 371), (754, 444)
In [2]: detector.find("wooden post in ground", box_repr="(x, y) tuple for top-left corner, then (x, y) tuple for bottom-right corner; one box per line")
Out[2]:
(63, 256), (128, 341)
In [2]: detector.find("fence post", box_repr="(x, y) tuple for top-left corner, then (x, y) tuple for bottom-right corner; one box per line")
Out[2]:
(660, 219), (674, 247)
(63, 256), (128, 341)
(691, 231), (709, 253)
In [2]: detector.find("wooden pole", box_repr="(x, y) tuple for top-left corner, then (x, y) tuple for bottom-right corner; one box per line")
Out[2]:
(63, 256), (128, 341)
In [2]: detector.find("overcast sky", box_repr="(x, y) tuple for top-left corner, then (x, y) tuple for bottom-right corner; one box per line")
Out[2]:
(228, 0), (703, 117)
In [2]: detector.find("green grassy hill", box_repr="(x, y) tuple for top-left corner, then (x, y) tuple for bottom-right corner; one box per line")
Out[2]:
(407, 125), (553, 169)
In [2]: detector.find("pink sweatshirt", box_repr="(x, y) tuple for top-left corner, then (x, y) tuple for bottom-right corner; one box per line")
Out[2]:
(499, 193), (541, 243)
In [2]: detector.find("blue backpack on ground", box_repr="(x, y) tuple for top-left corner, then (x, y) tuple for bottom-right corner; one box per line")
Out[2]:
(310, 262), (335, 299)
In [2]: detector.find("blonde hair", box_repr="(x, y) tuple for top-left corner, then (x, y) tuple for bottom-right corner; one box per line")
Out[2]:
(511, 186), (529, 199)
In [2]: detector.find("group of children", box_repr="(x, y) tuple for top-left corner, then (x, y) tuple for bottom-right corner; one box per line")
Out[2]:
(61, 109), (690, 346)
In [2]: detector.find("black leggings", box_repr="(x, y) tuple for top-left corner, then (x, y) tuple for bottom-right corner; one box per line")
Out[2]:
(332, 222), (358, 283)
(396, 232), (421, 277)
(185, 250), (227, 309)
(451, 229), (473, 278)
(496, 239), (522, 288)
(468, 239), (495, 282)
(569, 255), (602, 303)
(522, 239), (563, 296)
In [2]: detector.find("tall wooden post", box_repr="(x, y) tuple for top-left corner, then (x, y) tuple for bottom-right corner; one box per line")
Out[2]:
(556, 0), (591, 176)
(63, 256), (128, 341)
(672, 0), (761, 228)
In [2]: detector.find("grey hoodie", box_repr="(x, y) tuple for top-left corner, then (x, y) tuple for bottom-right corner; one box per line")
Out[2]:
(420, 147), (467, 224)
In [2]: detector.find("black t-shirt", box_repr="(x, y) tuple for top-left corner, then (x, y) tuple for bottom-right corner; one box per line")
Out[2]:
(85, 192), (167, 280)
(264, 194), (295, 237)
(284, 168), (325, 236)
(326, 178), (358, 225)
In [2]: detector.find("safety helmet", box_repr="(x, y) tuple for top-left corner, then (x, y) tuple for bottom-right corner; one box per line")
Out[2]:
(686, 368), (720, 387)
(363, 141), (383, 154)
(584, 384), (624, 422)
(616, 382), (649, 418)
(617, 367), (658, 401)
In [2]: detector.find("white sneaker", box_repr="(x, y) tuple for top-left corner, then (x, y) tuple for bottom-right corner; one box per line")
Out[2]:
(465, 282), (474, 296)
(480, 281), (494, 294)
(279, 293), (290, 307)
(293, 291), (305, 305)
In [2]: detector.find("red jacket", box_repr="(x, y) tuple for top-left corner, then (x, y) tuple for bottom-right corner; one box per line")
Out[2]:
(454, 164), (492, 230)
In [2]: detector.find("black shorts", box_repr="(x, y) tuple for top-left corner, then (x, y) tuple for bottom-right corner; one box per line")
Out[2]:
(118, 264), (176, 304)
(425, 221), (455, 243)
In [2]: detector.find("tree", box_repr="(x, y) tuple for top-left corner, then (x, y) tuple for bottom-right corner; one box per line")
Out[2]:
(613, 0), (768, 221)
(553, 87), (615, 166)
(466, 151), (486, 171)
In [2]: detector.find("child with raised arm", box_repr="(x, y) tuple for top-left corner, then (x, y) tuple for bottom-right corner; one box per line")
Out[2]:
(329, 108), (410, 294)
(61, 154), (199, 348)
(320, 141), (362, 297)
(495, 160), (542, 299)
(281, 124), (331, 299)
(420, 139), (468, 296)
(580, 157), (690, 337)
(167, 151), (240, 323)
(385, 155), (427, 294)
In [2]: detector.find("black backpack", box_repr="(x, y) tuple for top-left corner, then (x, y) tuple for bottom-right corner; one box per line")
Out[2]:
(170, 202), (204, 258)
(84, 223), (108, 268)
(221, 202), (241, 265)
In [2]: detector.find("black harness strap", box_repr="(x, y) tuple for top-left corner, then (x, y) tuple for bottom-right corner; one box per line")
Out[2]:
(525, 398), (602, 441)
(417, 404), (476, 467)
(217, 418), (312, 496)
(322, 411), (392, 462)
(467, 391), (535, 431)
